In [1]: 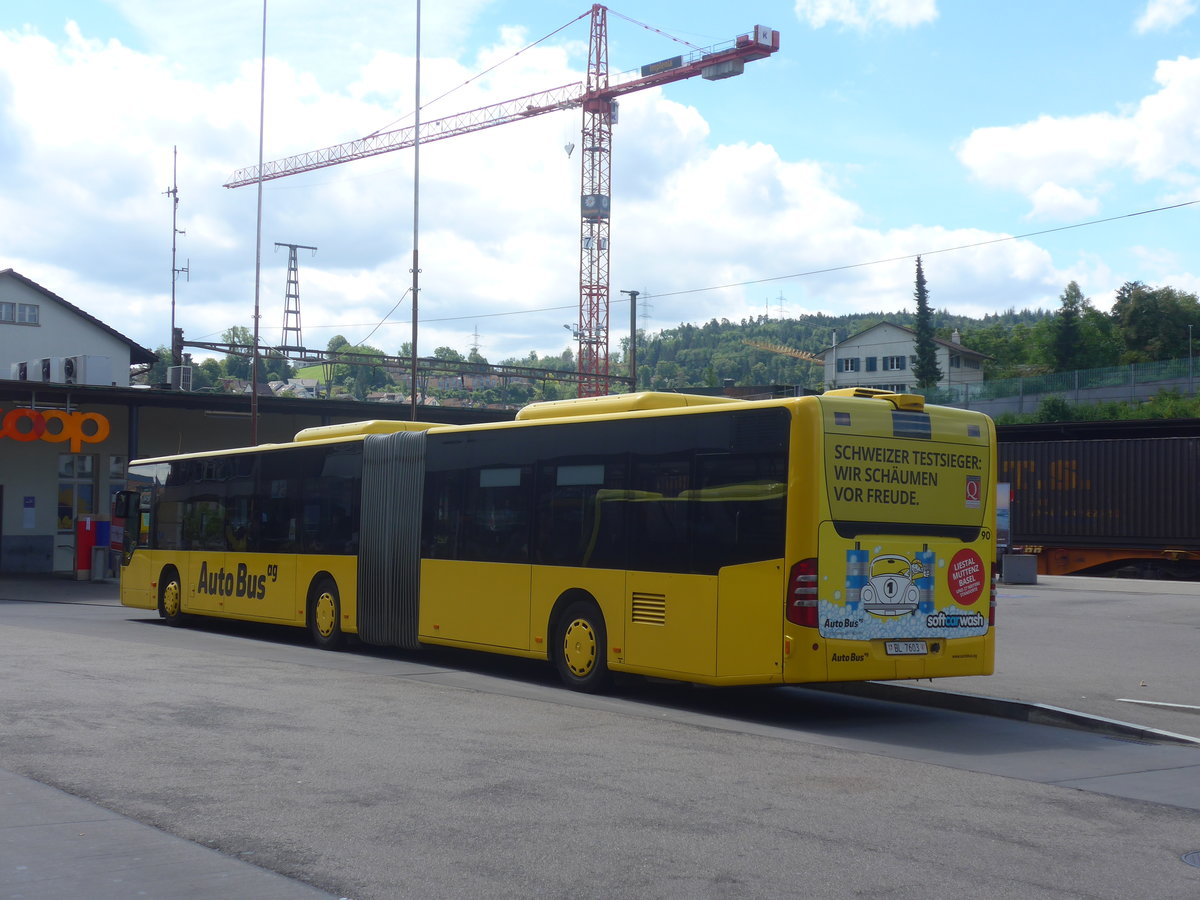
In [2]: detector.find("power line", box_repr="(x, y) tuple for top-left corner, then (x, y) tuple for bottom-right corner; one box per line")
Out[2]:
(645, 198), (1200, 300)
(196, 197), (1198, 342)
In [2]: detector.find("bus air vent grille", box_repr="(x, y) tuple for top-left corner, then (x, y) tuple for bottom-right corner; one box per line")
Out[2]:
(631, 593), (667, 625)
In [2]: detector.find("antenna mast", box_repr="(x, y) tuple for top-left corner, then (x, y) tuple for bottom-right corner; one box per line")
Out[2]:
(164, 146), (188, 365)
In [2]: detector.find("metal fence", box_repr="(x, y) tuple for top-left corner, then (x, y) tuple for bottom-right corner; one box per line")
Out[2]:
(910, 356), (1198, 417)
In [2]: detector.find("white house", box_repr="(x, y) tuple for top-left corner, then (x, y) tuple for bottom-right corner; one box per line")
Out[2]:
(817, 321), (987, 393)
(0, 268), (156, 387)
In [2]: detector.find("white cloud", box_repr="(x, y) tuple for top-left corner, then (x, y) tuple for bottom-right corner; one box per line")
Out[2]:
(957, 55), (1200, 217)
(2, 4), (1112, 371)
(794, 0), (938, 30)
(1135, 0), (1197, 33)
(1025, 182), (1101, 221)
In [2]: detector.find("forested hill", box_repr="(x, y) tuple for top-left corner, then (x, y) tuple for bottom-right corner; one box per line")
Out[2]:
(631, 309), (1051, 391)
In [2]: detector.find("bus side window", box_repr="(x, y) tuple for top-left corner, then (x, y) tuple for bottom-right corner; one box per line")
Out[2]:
(690, 453), (788, 570)
(300, 444), (362, 555)
(225, 454), (258, 553)
(422, 469), (464, 560)
(460, 467), (532, 564)
(628, 456), (691, 574)
(148, 461), (186, 551)
(535, 461), (626, 568)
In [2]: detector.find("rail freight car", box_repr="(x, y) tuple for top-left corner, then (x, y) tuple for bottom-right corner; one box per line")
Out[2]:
(996, 418), (1200, 577)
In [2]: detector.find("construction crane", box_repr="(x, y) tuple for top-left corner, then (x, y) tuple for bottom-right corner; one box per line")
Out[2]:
(225, 5), (780, 397)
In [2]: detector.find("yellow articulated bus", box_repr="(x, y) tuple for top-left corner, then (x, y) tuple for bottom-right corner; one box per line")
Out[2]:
(114, 389), (996, 692)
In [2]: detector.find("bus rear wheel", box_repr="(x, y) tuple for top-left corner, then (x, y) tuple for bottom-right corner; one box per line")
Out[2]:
(554, 599), (611, 693)
(159, 568), (185, 627)
(308, 577), (344, 651)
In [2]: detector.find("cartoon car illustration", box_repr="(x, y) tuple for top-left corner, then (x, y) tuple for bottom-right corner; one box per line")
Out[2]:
(860, 554), (921, 616)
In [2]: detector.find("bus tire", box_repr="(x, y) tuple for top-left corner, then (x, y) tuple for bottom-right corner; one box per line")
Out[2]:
(159, 567), (185, 627)
(307, 576), (344, 651)
(553, 599), (612, 693)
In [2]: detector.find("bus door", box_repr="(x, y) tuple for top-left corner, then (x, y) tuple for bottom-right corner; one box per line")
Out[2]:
(223, 484), (295, 622)
(420, 464), (534, 650)
(113, 487), (155, 610)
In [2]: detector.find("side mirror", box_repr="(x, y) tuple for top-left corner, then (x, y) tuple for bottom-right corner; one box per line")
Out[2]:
(112, 490), (139, 521)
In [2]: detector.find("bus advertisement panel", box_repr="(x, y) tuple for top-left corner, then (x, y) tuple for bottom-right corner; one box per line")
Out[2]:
(801, 391), (995, 682)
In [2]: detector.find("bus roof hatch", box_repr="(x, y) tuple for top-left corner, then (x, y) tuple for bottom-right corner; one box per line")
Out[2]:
(823, 387), (925, 411)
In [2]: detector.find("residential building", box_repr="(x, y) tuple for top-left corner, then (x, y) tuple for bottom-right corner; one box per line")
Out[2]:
(817, 321), (987, 393)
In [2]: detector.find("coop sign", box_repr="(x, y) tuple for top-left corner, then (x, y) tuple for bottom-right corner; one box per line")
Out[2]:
(0, 407), (111, 452)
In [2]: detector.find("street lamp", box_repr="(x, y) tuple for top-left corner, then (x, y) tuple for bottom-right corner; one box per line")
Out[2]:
(1189, 323), (1194, 395)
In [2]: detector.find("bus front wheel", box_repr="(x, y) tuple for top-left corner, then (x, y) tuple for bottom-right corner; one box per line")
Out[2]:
(307, 577), (344, 651)
(553, 599), (612, 693)
(159, 568), (185, 627)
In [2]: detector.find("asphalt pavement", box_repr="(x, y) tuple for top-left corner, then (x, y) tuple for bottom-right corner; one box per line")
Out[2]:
(0, 576), (342, 900)
(1, 571), (1197, 899)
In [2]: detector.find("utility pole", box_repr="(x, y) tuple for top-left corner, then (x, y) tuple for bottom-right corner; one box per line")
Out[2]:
(250, 0), (268, 445)
(410, 0), (422, 421)
(621, 289), (639, 391)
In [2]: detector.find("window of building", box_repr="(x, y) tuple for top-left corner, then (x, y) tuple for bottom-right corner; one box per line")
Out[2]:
(839, 357), (860, 373)
(6, 303), (40, 325)
(965, 357), (981, 369)
(949, 354), (961, 369)
(882, 355), (906, 371)
(865, 357), (877, 372)
(57, 454), (96, 533)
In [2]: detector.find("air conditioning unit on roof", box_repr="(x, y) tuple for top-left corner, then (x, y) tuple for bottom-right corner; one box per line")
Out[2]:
(168, 365), (192, 392)
(40, 357), (66, 383)
(65, 355), (112, 386)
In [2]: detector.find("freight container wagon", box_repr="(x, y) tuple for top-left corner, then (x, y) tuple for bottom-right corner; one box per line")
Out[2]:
(998, 431), (1200, 577)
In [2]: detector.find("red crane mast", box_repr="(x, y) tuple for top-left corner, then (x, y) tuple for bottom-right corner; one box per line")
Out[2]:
(225, 5), (780, 396)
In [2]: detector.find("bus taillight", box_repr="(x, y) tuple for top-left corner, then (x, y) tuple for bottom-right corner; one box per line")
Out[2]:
(786, 558), (819, 627)
(989, 562), (998, 626)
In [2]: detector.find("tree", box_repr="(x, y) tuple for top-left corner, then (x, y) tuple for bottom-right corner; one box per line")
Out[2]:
(222, 325), (255, 380)
(960, 317), (1053, 379)
(911, 257), (942, 388)
(1110, 281), (1200, 363)
(1049, 281), (1085, 372)
(261, 350), (293, 383)
(146, 346), (173, 385)
(198, 358), (223, 388)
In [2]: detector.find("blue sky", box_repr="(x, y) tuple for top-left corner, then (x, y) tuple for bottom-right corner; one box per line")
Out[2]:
(2, 1), (1198, 364)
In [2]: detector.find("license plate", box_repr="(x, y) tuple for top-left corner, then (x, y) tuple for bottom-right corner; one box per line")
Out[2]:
(885, 640), (928, 656)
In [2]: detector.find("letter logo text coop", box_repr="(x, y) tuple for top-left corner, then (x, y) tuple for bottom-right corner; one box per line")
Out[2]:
(0, 407), (111, 452)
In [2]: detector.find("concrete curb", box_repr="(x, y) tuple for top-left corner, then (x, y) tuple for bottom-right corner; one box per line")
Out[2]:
(810, 680), (1200, 748)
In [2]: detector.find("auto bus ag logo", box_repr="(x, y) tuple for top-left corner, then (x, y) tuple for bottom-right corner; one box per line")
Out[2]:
(0, 407), (111, 452)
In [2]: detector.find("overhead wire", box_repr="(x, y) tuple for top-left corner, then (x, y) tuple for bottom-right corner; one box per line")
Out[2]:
(266, 196), (1199, 337)
(642, 198), (1200, 300)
